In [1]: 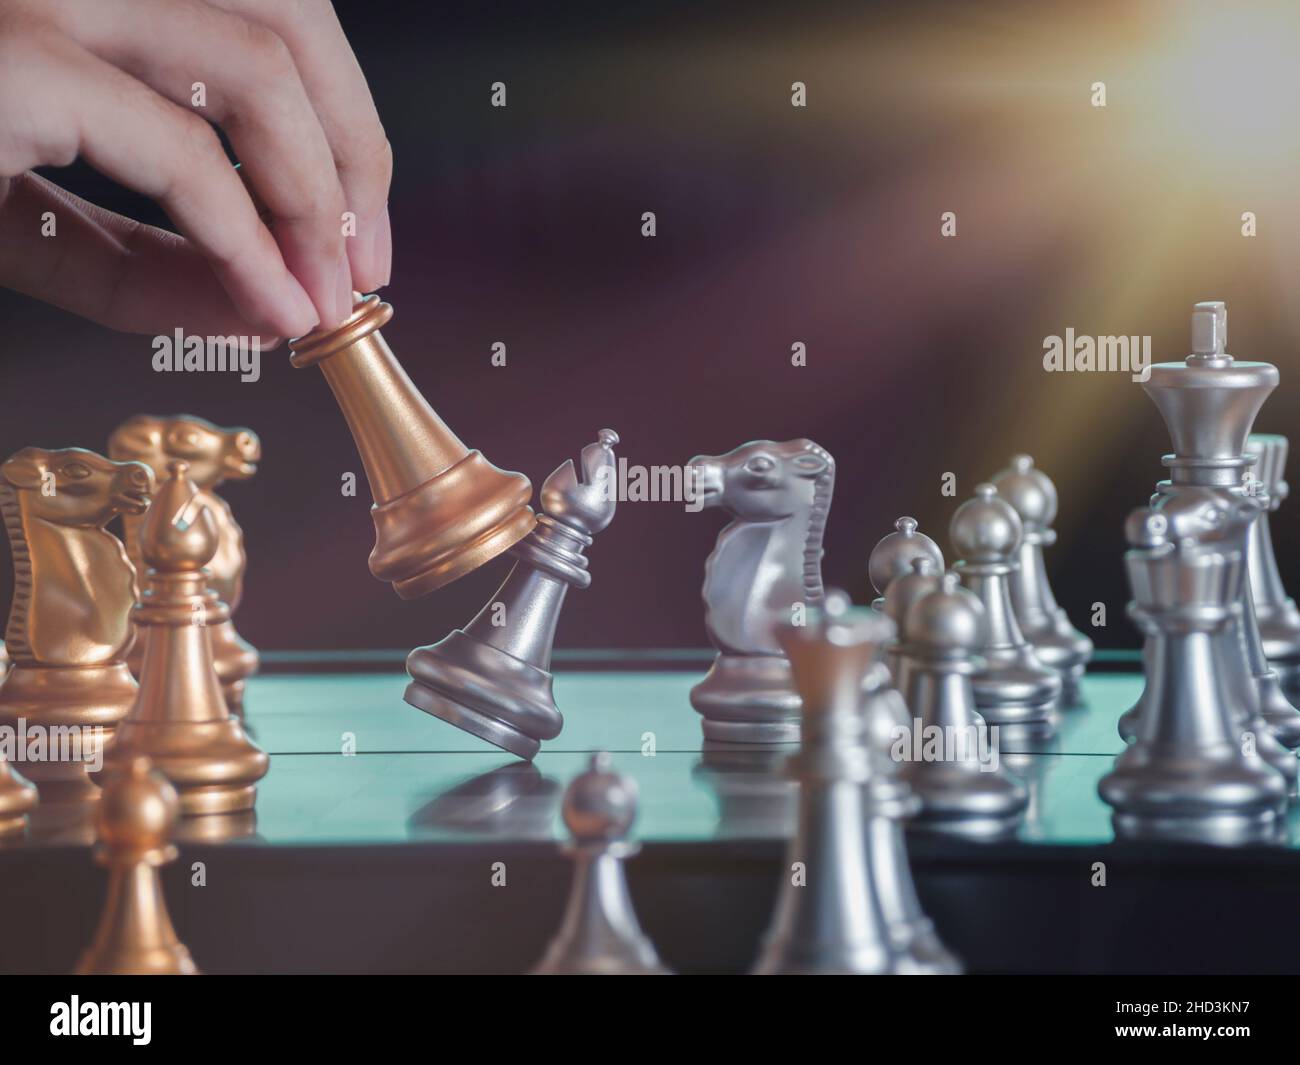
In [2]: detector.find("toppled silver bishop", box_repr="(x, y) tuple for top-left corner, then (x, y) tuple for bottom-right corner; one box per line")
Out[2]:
(405, 430), (620, 760)
(531, 753), (670, 975)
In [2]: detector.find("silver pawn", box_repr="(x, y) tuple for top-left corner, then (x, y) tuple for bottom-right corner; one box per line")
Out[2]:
(991, 455), (1093, 704)
(1098, 509), (1287, 844)
(868, 516), (944, 613)
(1245, 434), (1300, 698)
(950, 484), (1061, 736)
(531, 752), (670, 975)
(405, 430), (619, 761)
(896, 571), (1028, 840)
(752, 589), (960, 975)
(880, 556), (943, 688)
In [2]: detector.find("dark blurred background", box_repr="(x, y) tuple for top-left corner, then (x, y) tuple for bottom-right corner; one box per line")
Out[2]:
(2, 0), (1299, 652)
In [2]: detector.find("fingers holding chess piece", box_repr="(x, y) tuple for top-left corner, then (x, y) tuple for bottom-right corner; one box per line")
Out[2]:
(688, 440), (835, 744)
(289, 294), (535, 596)
(531, 752), (670, 975)
(406, 430), (620, 760)
(896, 571), (1027, 839)
(950, 484), (1061, 737)
(109, 415), (262, 713)
(101, 463), (268, 815)
(0, 448), (152, 784)
(990, 456), (1093, 705)
(75, 755), (198, 975)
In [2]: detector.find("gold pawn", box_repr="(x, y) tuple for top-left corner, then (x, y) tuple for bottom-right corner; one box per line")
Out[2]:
(101, 462), (268, 815)
(76, 755), (197, 974)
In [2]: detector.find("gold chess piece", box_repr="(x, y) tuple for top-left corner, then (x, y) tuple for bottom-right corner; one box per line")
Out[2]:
(0, 758), (37, 837)
(76, 755), (198, 975)
(0, 448), (152, 783)
(109, 415), (262, 712)
(289, 294), (536, 597)
(102, 462), (268, 815)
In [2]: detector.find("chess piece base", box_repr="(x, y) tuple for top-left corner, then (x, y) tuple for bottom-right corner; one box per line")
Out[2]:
(1099, 753), (1287, 845)
(1021, 620), (1091, 706)
(101, 721), (268, 815)
(970, 650), (1060, 732)
(172, 810), (259, 843)
(690, 654), (801, 744)
(1111, 809), (1281, 846)
(405, 680), (539, 762)
(0, 664), (135, 781)
(900, 763), (1028, 841)
(405, 631), (563, 762)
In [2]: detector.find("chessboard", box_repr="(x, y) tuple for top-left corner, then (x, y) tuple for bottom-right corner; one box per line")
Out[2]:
(3, 648), (1296, 976)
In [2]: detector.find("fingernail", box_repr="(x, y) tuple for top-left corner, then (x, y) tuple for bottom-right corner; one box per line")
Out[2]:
(347, 206), (391, 293)
(283, 275), (320, 338)
(375, 206), (392, 287)
(335, 254), (354, 324)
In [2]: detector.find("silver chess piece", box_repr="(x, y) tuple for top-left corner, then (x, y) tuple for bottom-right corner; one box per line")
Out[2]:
(1245, 434), (1300, 696)
(405, 430), (620, 761)
(950, 484), (1061, 736)
(896, 571), (1028, 840)
(1098, 508), (1287, 844)
(688, 439), (834, 744)
(1128, 485), (1298, 786)
(990, 455), (1093, 704)
(871, 519), (944, 681)
(531, 752), (670, 975)
(1141, 301), (1300, 758)
(752, 589), (960, 975)
(880, 556), (943, 685)
(869, 517), (944, 612)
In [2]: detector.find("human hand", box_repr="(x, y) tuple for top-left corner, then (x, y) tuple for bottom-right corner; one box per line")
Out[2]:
(0, 0), (392, 343)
